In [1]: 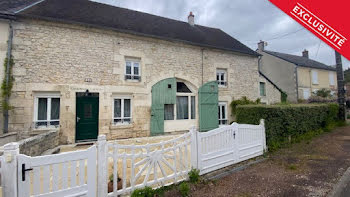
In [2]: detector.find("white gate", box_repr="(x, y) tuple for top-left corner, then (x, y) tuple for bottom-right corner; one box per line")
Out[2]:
(17, 146), (96, 197)
(196, 120), (266, 175)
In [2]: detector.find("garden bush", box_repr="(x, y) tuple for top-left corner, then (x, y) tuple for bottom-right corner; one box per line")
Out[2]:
(236, 104), (339, 151)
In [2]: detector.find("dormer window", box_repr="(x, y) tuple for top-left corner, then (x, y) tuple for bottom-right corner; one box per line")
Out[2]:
(125, 59), (141, 81)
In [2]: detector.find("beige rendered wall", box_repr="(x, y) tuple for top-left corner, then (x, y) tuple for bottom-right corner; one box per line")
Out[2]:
(9, 19), (268, 143)
(258, 50), (298, 102)
(297, 67), (337, 99)
(259, 75), (281, 104)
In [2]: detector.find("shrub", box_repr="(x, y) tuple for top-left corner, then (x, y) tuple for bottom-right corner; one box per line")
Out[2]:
(179, 182), (190, 197)
(230, 96), (260, 115)
(236, 104), (339, 151)
(312, 88), (332, 98)
(188, 168), (200, 183)
(307, 95), (337, 103)
(131, 186), (155, 197)
(281, 92), (288, 103)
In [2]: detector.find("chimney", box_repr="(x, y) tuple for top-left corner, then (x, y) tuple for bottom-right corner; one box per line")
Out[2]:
(302, 49), (309, 58)
(188, 12), (194, 26)
(258, 40), (265, 51)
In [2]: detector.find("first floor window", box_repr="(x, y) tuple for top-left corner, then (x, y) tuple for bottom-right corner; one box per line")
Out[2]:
(164, 104), (174, 120)
(303, 89), (311, 99)
(216, 69), (227, 87)
(176, 96), (189, 120)
(260, 82), (266, 96)
(218, 102), (228, 126)
(125, 59), (141, 81)
(114, 97), (132, 124)
(312, 70), (318, 84)
(34, 96), (60, 128)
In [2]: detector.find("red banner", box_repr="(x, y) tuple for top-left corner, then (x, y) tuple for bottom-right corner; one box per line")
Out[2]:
(269, 0), (349, 60)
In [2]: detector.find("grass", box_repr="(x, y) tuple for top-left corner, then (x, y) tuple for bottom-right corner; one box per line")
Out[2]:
(287, 164), (298, 171)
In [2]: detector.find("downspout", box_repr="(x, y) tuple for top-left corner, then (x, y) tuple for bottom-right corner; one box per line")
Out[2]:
(3, 20), (13, 134)
(201, 48), (204, 85)
(295, 65), (299, 101)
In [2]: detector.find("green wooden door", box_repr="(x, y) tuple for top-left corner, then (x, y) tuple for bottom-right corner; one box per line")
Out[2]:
(150, 78), (176, 135)
(76, 93), (99, 142)
(199, 81), (218, 132)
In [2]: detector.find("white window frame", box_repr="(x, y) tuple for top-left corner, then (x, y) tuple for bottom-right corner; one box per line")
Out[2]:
(329, 72), (335, 86)
(113, 96), (132, 125)
(125, 59), (141, 81)
(312, 70), (318, 85)
(33, 93), (60, 129)
(303, 89), (311, 99)
(218, 102), (228, 126)
(216, 69), (227, 87)
(174, 93), (196, 120)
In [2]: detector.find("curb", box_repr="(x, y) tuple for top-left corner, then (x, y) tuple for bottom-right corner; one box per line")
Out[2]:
(328, 166), (350, 197)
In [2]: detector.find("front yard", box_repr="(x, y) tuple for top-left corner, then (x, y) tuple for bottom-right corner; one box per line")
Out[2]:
(164, 124), (350, 197)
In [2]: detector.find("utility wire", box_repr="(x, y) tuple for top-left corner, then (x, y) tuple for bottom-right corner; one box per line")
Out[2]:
(244, 28), (305, 43)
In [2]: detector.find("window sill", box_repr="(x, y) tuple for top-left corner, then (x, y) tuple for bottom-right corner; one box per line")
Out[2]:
(31, 126), (60, 131)
(125, 79), (141, 83)
(110, 124), (133, 130)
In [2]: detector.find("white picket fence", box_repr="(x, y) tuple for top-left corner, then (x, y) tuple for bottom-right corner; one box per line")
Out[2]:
(0, 120), (266, 197)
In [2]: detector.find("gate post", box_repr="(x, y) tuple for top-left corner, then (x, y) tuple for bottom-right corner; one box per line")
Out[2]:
(2, 142), (19, 197)
(97, 135), (107, 196)
(260, 119), (267, 152)
(190, 126), (198, 169)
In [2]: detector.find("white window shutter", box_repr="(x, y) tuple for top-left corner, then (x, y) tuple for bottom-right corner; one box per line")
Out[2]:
(329, 72), (335, 86)
(312, 70), (318, 84)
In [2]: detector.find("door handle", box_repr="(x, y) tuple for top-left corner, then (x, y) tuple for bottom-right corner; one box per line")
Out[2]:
(77, 117), (80, 123)
(22, 164), (33, 181)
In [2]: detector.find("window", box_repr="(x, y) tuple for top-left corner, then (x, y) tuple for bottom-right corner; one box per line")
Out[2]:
(165, 82), (196, 121)
(164, 104), (174, 120)
(303, 89), (311, 99)
(125, 59), (141, 81)
(113, 97), (132, 124)
(176, 96), (189, 120)
(329, 72), (335, 86)
(216, 69), (227, 87)
(191, 96), (196, 119)
(259, 82), (266, 96)
(218, 102), (228, 126)
(312, 70), (318, 84)
(34, 95), (60, 128)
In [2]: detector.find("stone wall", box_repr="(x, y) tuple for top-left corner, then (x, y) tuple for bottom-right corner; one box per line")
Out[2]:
(18, 130), (59, 156)
(8, 19), (279, 143)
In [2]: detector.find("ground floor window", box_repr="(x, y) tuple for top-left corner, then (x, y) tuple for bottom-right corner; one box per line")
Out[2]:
(164, 96), (196, 120)
(34, 94), (60, 128)
(218, 102), (228, 126)
(260, 82), (266, 96)
(302, 89), (311, 99)
(114, 97), (132, 125)
(164, 104), (174, 120)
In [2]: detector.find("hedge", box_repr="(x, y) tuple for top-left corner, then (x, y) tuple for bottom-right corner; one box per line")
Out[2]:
(236, 104), (339, 150)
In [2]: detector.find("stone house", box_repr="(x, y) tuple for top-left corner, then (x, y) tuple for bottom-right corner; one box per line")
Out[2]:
(257, 41), (337, 102)
(0, 0), (281, 144)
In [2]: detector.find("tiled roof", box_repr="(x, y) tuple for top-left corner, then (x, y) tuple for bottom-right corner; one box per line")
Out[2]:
(263, 50), (335, 71)
(2, 0), (259, 56)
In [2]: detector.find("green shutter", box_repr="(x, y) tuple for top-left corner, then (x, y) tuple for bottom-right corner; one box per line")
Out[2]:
(199, 81), (219, 132)
(150, 78), (176, 135)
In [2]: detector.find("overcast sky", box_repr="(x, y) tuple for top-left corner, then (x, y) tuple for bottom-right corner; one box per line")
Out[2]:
(93, 0), (349, 70)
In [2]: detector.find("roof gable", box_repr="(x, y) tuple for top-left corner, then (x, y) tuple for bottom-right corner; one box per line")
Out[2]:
(12, 0), (259, 56)
(263, 50), (335, 71)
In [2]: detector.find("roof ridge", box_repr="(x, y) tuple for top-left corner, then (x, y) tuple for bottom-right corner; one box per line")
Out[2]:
(89, 0), (220, 31)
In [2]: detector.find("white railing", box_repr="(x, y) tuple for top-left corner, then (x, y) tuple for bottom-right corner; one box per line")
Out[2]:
(1, 120), (266, 197)
(97, 132), (192, 197)
(196, 120), (266, 175)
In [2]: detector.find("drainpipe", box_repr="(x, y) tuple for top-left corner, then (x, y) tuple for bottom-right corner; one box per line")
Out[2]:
(295, 65), (299, 101)
(3, 21), (13, 134)
(201, 48), (204, 85)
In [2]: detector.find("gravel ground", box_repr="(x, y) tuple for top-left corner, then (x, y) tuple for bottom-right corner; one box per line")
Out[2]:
(165, 124), (350, 197)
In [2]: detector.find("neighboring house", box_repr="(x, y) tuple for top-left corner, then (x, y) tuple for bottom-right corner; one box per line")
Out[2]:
(257, 41), (337, 102)
(0, 0), (281, 143)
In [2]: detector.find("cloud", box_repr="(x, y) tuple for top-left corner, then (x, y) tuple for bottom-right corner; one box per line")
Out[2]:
(92, 0), (350, 69)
